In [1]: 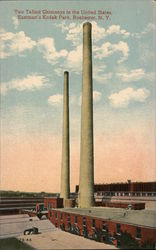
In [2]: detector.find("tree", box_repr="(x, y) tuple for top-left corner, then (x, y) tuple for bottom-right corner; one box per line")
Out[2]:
(141, 240), (155, 249)
(117, 231), (140, 249)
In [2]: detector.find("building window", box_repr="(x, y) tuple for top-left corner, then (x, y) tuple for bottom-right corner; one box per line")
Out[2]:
(55, 212), (57, 219)
(53, 202), (55, 208)
(75, 215), (77, 224)
(67, 214), (70, 223)
(117, 224), (121, 234)
(136, 228), (141, 239)
(83, 217), (86, 226)
(60, 213), (63, 220)
(102, 221), (107, 231)
(92, 219), (95, 228)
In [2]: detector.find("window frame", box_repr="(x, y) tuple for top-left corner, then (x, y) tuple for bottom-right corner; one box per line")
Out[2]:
(75, 215), (77, 224)
(83, 217), (86, 226)
(60, 213), (63, 220)
(92, 219), (95, 228)
(102, 221), (107, 231)
(136, 227), (141, 239)
(116, 223), (121, 235)
(67, 214), (70, 223)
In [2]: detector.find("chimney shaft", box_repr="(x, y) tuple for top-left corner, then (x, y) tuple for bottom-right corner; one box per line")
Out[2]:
(60, 71), (70, 202)
(78, 22), (94, 208)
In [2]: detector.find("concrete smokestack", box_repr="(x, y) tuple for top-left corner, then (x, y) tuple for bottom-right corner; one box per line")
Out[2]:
(78, 22), (94, 208)
(60, 71), (70, 202)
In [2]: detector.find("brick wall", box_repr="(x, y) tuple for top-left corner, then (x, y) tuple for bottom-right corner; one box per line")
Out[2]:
(44, 197), (63, 209)
(49, 209), (156, 245)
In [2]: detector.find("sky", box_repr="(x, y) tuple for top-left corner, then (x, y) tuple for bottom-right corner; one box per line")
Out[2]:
(0, 0), (156, 192)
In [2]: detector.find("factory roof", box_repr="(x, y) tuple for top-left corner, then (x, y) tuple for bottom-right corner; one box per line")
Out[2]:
(55, 207), (156, 229)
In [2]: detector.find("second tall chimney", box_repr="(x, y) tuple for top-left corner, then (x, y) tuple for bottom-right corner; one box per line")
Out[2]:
(78, 22), (94, 208)
(60, 71), (70, 202)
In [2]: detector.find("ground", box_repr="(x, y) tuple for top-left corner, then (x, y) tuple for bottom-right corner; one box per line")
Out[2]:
(18, 231), (117, 249)
(0, 238), (35, 250)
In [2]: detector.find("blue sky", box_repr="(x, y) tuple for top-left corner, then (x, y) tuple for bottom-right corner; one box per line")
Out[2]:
(0, 0), (156, 192)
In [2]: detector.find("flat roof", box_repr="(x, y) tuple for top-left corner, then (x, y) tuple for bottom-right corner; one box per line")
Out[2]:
(55, 207), (156, 229)
(0, 214), (56, 239)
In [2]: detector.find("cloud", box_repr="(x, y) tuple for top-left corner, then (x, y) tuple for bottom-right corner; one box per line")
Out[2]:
(1, 74), (49, 95)
(138, 43), (155, 65)
(134, 22), (156, 38)
(70, 95), (76, 105)
(117, 68), (155, 82)
(94, 65), (112, 84)
(92, 22), (106, 42)
(107, 25), (130, 37)
(56, 21), (69, 32)
(62, 25), (129, 73)
(38, 37), (68, 65)
(0, 30), (36, 59)
(94, 41), (129, 64)
(66, 44), (82, 72)
(48, 22), (130, 74)
(54, 44), (82, 75)
(54, 68), (63, 77)
(48, 94), (76, 107)
(79, 90), (102, 106)
(0, 85), (8, 96)
(48, 94), (63, 106)
(93, 91), (102, 102)
(57, 22), (130, 46)
(109, 87), (150, 108)
(12, 16), (19, 29)
(66, 23), (82, 46)
(65, 22), (106, 46)
(78, 96), (82, 106)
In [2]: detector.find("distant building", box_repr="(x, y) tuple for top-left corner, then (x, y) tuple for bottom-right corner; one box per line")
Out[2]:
(76, 181), (156, 197)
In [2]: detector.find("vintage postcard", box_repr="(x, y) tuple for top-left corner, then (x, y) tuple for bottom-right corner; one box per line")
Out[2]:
(0, 0), (156, 249)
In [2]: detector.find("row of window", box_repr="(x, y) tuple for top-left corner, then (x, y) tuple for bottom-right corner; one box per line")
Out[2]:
(55, 212), (142, 239)
(97, 192), (156, 197)
(55, 213), (107, 230)
(47, 202), (56, 209)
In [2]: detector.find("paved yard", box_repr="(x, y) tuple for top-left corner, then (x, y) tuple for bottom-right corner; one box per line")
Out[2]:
(18, 230), (117, 249)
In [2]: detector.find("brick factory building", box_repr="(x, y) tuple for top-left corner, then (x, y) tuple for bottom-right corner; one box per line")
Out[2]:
(76, 181), (156, 197)
(45, 197), (156, 248)
(44, 197), (63, 210)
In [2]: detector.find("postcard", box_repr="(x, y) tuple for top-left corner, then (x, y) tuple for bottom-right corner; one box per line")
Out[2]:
(0, 0), (155, 249)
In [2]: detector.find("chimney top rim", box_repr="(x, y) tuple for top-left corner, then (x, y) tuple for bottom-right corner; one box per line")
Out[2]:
(83, 22), (92, 28)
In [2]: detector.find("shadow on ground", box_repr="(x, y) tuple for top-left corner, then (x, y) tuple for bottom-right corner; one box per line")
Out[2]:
(0, 238), (35, 250)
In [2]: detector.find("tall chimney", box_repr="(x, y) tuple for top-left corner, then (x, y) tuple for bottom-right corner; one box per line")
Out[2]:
(60, 71), (70, 202)
(78, 22), (94, 208)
